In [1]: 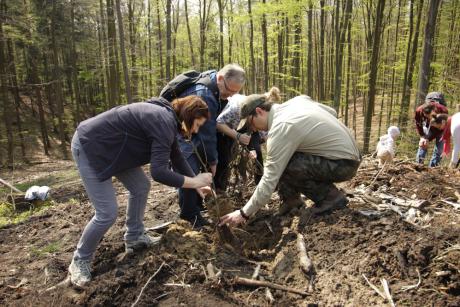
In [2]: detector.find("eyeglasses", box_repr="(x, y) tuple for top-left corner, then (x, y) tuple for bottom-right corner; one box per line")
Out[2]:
(223, 78), (240, 95)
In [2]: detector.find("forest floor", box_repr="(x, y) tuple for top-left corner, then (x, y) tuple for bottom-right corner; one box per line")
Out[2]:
(0, 156), (459, 306)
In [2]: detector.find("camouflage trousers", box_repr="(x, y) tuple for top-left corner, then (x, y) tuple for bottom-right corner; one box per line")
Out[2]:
(278, 152), (361, 204)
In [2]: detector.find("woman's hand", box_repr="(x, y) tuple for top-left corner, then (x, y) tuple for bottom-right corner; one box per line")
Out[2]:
(196, 186), (212, 198)
(219, 210), (245, 227)
(249, 150), (257, 159)
(193, 172), (212, 188)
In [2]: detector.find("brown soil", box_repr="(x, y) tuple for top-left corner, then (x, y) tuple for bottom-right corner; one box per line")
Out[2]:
(0, 158), (459, 306)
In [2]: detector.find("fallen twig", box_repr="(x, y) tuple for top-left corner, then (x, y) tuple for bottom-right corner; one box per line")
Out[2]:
(40, 276), (70, 294)
(145, 221), (173, 231)
(368, 161), (387, 187)
(164, 282), (191, 288)
(7, 278), (28, 289)
(362, 274), (386, 300)
(131, 261), (166, 307)
(440, 199), (460, 210)
(296, 233), (313, 275)
(0, 177), (22, 193)
(207, 262), (216, 280)
(234, 276), (309, 296)
(381, 278), (395, 307)
(251, 263), (261, 280)
(265, 287), (275, 303)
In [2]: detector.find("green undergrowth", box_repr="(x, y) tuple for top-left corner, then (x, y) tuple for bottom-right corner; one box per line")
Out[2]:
(0, 200), (55, 228)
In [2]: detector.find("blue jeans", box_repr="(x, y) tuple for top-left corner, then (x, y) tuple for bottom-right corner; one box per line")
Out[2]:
(71, 132), (151, 261)
(416, 137), (444, 167)
(178, 153), (203, 219)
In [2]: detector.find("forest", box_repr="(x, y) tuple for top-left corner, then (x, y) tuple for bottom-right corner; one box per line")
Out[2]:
(0, 0), (459, 164)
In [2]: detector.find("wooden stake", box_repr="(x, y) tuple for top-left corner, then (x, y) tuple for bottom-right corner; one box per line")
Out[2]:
(234, 276), (309, 296)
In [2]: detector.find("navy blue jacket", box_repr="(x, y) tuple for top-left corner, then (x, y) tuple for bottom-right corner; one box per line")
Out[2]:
(77, 98), (194, 186)
(178, 71), (225, 164)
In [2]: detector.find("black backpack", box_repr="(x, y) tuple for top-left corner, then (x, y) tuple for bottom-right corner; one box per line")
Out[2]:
(160, 70), (219, 101)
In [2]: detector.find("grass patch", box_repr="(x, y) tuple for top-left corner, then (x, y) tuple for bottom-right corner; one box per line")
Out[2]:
(30, 241), (61, 257)
(0, 169), (79, 196)
(0, 200), (55, 228)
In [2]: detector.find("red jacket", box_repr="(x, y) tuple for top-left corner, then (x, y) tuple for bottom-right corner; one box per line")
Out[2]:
(441, 116), (452, 155)
(414, 102), (448, 140)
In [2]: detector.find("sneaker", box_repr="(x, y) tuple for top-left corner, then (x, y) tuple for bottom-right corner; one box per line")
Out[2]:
(312, 187), (348, 214)
(278, 197), (305, 215)
(68, 258), (92, 287)
(125, 233), (161, 252)
(180, 214), (211, 229)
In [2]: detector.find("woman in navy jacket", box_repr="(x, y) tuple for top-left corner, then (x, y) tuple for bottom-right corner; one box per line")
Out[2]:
(69, 96), (212, 287)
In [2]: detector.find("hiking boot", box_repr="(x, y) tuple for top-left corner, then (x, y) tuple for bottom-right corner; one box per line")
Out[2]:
(312, 186), (348, 214)
(125, 233), (161, 253)
(68, 258), (91, 287)
(181, 214), (211, 229)
(278, 197), (305, 215)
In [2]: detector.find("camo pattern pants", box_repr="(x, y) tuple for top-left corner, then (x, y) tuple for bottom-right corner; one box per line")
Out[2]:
(278, 152), (361, 204)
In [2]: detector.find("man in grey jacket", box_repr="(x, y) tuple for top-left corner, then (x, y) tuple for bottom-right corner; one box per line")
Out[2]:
(220, 95), (361, 227)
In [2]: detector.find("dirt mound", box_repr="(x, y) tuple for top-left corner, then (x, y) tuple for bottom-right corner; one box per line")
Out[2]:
(0, 158), (459, 306)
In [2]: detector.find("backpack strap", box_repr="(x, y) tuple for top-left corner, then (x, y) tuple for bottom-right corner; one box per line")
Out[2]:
(197, 70), (220, 101)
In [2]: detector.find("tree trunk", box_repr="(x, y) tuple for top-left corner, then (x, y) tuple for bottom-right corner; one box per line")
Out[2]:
(173, 1), (180, 76)
(107, 0), (120, 107)
(6, 39), (26, 159)
(387, 0), (402, 125)
(165, 0), (171, 80)
(227, 0), (234, 63)
(115, 0), (132, 104)
(50, 1), (69, 159)
(416, 0), (442, 104)
(261, 0), (269, 90)
(307, 3), (313, 97)
(399, 0), (424, 131)
(291, 2), (301, 94)
(363, 0), (386, 153)
(0, 13), (14, 165)
(276, 12), (284, 88)
(217, 0), (224, 68)
(147, 0), (153, 94)
(128, 0), (138, 100)
(99, 0), (110, 109)
(333, 0), (352, 111)
(318, 0), (325, 100)
(345, 17), (352, 126)
(184, 0), (196, 67)
(156, 0), (164, 88)
(248, 0), (256, 92)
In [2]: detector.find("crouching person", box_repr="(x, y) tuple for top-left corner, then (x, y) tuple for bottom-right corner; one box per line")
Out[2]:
(376, 126), (400, 167)
(69, 96), (212, 287)
(220, 95), (361, 227)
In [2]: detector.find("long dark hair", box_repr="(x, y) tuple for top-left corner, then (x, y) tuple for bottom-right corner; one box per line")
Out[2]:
(172, 95), (210, 136)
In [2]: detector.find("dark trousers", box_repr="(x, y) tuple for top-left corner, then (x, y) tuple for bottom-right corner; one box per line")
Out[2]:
(278, 152), (360, 204)
(214, 133), (236, 191)
(178, 153), (202, 219)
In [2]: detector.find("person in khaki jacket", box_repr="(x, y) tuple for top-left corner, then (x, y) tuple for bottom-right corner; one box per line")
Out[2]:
(220, 95), (361, 227)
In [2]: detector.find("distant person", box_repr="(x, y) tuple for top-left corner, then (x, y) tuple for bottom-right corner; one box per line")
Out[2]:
(425, 91), (447, 107)
(414, 99), (448, 167)
(215, 87), (281, 191)
(161, 64), (246, 228)
(68, 96), (212, 287)
(435, 113), (460, 168)
(220, 95), (361, 227)
(376, 126), (400, 167)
